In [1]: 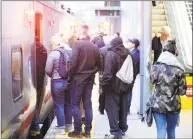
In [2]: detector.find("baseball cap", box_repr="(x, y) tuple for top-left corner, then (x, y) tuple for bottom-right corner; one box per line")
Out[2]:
(128, 38), (140, 47)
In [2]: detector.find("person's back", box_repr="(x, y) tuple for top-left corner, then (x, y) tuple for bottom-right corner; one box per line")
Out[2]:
(45, 34), (73, 135)
(68, 24), (101, 138)
(148, 39), (187, 139)
(69, 37), (101, 86)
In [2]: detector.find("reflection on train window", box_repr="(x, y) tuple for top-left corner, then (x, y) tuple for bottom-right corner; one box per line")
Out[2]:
(12, 45), (23, 102)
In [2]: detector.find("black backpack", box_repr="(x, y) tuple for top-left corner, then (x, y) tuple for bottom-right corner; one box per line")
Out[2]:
(55, 48), (68, 79)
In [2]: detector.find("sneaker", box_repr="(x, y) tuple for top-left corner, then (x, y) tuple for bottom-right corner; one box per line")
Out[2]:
(53, 126), (65, 135)
(82, 132), (91, 138)
(65, 124), (73, 132)
(68, 131), (82, 138)
(104, 134), (122, 139)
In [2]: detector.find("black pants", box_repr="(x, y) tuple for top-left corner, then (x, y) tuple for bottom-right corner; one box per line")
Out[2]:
(105, 92), (128, 138)
(98, 93), (105, 112)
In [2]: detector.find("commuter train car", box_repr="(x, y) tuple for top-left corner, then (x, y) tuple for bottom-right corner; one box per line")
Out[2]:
(1, 1), (76, 139)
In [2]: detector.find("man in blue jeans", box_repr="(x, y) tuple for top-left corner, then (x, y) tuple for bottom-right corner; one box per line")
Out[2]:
(68, 24), (101, 138)
(126, 38), (140, 114)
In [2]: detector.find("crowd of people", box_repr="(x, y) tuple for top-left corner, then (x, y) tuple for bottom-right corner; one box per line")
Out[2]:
(30, 24), (187, 139)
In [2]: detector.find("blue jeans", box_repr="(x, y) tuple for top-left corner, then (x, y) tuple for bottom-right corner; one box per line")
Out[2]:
(70, 78), (94, 133)
(30, 109), (40, 132)
(51, 79), (72, 127)
(153, 112), (179, 139)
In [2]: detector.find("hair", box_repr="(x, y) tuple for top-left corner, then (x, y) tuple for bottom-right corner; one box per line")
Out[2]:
(162, 26), (171, 36)
(116, 32), (120, 37)
(163, 39), (178, 56)
(80, 24), (89, 35)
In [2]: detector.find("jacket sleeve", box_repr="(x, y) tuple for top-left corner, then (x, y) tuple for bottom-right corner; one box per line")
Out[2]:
(68, 41), (80, 78)
(152, 36), (158, 51)
(95, 48), (102, 72)
(99, 52), (115, 88)
(45, 53), (54, 77)
(150, 64), (160, 84)
(178, 72), (187, 95)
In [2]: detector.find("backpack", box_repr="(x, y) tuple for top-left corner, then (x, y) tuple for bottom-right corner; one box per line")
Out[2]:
(54, 48), (70, 79)
(116, 54), (134, 84)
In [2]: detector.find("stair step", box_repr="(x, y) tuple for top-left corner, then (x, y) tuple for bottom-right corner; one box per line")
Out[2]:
(152, 27), (162, 33)
(152, 21), (167, 27)
(152, 9), (165, 15)
(152, 15), (166, 21)
(152, 4), (164, 9)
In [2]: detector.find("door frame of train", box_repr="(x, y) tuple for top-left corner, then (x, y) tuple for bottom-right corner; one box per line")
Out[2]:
(35, 12), (43, 43)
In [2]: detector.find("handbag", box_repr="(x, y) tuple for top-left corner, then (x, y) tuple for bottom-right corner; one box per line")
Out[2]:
(141, 106), (153, 127)
(141, 89), (154, 127)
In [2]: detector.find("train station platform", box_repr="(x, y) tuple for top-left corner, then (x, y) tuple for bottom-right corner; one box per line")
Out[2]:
(44, 78), (192, 139)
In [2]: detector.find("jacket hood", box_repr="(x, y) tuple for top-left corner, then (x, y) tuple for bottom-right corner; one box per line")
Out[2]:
(109, 44), (128, 59)
(157, 51), (185, 71)
(110, 36), (123, 47)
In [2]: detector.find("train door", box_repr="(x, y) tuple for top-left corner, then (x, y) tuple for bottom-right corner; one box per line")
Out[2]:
(35, 12), (43, 43)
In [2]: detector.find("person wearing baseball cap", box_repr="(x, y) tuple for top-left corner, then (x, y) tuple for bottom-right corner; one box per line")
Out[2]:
(127, 38), (140, 114)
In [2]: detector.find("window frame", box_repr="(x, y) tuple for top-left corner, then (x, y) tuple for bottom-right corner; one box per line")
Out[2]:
(11, 44), (24, 102)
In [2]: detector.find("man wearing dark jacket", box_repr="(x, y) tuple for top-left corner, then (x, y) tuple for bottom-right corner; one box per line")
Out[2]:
(100, 37), (132, 139)
(98, 43), (112, 114)
(68, 24), (101, 138)
(30, 36), (47, 138)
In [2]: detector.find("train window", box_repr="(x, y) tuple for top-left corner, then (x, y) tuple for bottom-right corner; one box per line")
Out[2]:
(11, 45), (23, 102)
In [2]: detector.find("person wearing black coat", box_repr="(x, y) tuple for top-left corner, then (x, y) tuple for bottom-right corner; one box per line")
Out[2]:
(29, 36), (47, 138)
(98, 44), (112, 114)
(152, 26), (171, 64)
(99, 36), (133, 139)
(68, 24), (101, 138)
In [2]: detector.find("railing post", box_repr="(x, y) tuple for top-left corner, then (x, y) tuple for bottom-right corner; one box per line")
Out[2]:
(139, 1), (152, 115)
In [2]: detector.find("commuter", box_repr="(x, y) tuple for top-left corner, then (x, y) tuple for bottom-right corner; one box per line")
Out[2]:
(45, 33), (72, 135)
(71, 31), (86, 124)
(100, 36), (133, 139)
(68, 24), (101, 138)
(148, 39), (187, 139)
(91, 33), (105, 49)
(126, 38), (140, 114)
(29, 36), (47, 139)
(98, 39), (113, 115)
(152, 26), (171, 64)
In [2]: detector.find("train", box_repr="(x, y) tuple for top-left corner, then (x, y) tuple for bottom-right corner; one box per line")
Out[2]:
(1, 1), (76, 139)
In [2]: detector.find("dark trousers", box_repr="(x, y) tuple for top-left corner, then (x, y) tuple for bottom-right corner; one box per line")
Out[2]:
(105, 92), (128, 138)
(128, 92), (132, 113)
(98, 93), (105, 112)
(70, 78), (94, 133)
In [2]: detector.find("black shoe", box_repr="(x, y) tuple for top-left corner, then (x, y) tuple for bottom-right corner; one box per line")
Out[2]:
(68, 131), (82, 138)
(82, 132), (91, 138)
(98, 108), (104, 115)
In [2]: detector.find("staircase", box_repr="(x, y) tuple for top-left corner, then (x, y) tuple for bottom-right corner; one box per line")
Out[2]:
(152, 2), (167, 37)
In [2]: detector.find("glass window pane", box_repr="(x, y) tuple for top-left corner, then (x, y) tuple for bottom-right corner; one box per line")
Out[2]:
(12, 45), (23, 101)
